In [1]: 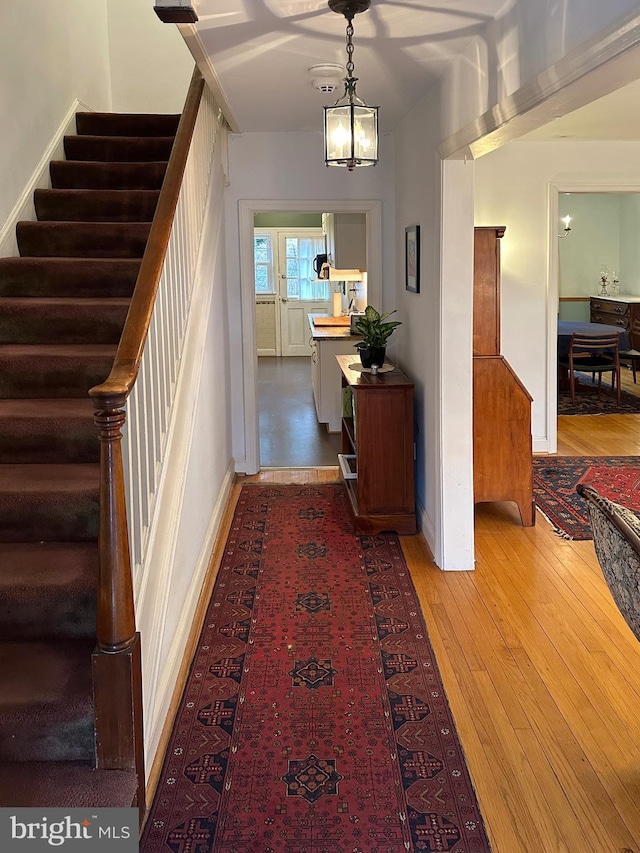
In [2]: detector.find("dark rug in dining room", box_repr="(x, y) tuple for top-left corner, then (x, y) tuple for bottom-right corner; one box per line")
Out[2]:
(141, 483), (492, 853)
(558, 372), (640, 415)
(533, 456), (640, 539)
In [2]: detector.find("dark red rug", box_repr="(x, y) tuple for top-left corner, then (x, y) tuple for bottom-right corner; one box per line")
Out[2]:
(558, 372), (640, 415)
(141, 484), (491, 853)
(533, 456), (640, 539)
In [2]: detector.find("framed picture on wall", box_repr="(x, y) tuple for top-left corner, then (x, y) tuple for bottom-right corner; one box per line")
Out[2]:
(405, 225), (420, 293)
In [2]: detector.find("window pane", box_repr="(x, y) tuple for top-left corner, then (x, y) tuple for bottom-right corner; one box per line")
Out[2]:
(287, 278), (300, 298)
(254, 236), (270, 262)
(255, 266), (270, 292)
(286, 238), (298, 258)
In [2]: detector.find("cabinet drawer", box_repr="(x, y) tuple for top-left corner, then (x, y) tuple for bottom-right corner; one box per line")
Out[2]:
(590, 298), (629, 317)
(590, 310), (629, 329)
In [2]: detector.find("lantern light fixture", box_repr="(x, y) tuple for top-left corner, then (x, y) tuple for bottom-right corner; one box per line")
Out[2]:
(323, 0), (379, 170)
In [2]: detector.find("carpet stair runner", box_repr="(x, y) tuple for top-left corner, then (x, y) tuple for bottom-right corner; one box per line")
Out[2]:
(0, 110), (179, 808)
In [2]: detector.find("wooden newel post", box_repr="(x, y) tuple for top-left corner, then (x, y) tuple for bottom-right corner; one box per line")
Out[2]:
(93, 402), (135, 652)
(91, 395), (145, 814)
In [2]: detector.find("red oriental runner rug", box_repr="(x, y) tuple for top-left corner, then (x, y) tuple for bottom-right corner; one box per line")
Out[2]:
(533, 456), (640, 539)
(141, 484), (491, 853)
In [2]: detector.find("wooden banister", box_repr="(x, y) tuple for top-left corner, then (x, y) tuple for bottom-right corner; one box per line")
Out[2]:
(90, 67), (205, 410)
(87, 67), (206, 809)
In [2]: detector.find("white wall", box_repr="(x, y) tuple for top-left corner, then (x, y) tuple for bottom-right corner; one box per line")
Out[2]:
(142, 147), (234, 769)
(392, 4), (640, 569)
(559, 194), (622, 312)
(474, 140), (640, 449)
(616, 194), (640, 294)
(107, 0), (194, 113)
(0, 1), (112, 228)
(224, 131), (395, 468)
(0, 1), (195, 248)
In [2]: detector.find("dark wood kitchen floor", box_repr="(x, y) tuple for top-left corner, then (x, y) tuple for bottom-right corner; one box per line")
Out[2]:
(258, 356), (342, 467)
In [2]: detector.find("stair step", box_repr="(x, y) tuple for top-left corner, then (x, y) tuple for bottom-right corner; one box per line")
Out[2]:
(0, 344), (116, 398)
(0, 399), (96, 464)
(0, 543), (97, 639)
(34, 188), (159, 222)
(51, 159), (168, 190)
(76, 111), (180, 137)
(0, 257), (140, 298)
(64, 134), (175, 162)
(16, 221), (151, 258)
(0, 297), (130, 344)
(0, 761), (138, 808)
(0, 463), (99, 543)
(0, 640), (94, 761)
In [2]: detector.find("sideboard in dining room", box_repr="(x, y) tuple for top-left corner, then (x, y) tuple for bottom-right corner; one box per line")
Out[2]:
(590, 295), (640, 350)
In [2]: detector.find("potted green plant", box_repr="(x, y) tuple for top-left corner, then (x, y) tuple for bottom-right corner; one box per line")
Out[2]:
(353, 305), (402, 368)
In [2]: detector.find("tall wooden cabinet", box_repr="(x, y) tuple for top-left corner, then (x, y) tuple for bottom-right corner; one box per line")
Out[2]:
(337, 356), (416, 535)
(473, 226), (535, 526)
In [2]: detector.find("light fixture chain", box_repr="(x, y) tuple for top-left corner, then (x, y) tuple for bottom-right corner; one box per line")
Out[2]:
(345, 19), (355, 78)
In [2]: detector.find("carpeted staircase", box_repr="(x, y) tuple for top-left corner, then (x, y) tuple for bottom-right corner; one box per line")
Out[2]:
(0, 111), (179, 807)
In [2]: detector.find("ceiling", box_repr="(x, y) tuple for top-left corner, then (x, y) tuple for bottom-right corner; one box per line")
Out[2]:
(521, 78), (640, 142)
(187, 1), (640, 145)
(190, 0), (509, 134)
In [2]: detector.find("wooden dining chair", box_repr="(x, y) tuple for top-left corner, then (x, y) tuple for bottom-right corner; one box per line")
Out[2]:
(619, 318), (640, 383)
(557, 332), (621, 403)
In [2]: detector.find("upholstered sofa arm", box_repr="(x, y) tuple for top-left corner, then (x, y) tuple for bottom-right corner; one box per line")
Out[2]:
(577, 483), (640, 641)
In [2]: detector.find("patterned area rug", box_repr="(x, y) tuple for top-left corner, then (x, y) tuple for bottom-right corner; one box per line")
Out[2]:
(533, 457), (640, 539)
(558, 373), (640, 415)
(141, 484), (491, 853)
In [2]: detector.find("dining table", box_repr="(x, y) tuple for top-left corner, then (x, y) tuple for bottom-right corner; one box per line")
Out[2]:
(557, 320), (630, 355)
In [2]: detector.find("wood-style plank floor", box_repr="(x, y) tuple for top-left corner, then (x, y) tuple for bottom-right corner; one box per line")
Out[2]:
(236, 412), (640, 853)
(146, 367), (640, 851)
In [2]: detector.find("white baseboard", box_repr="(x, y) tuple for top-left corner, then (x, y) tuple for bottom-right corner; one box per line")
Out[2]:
(0, 99), (92, 258)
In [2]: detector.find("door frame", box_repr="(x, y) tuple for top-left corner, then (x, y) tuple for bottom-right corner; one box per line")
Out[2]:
(547, 179), (640, 454)
(239, 199), (383, 474)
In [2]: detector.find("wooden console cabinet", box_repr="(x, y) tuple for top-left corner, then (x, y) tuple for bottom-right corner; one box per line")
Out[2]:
(590, 295), (640, 350)
(337, 356), (416, 535)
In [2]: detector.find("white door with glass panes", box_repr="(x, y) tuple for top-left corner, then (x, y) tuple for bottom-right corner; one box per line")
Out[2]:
(254, 228), (329, 356)
(277, 230), (328, 355)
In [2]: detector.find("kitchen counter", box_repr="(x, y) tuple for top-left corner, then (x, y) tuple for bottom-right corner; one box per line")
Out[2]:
(308, 313), (362, 341)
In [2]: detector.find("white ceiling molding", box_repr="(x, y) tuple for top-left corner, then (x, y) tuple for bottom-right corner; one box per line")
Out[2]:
(439, 10), (640, 160)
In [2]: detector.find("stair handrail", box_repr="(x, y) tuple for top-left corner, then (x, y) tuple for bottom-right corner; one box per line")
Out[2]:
(89, 68), (204, 657)
(87, 67), (207, 794)
(91, 67), (204, 414)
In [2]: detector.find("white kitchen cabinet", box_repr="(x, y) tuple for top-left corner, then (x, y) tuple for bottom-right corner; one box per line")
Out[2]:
(309, 317), (361, 433)
(322, 213), (366, 271)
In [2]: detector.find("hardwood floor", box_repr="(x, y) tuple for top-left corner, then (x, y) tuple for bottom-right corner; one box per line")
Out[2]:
(237, 410), (640, 853)
(147, 373), (640, 850)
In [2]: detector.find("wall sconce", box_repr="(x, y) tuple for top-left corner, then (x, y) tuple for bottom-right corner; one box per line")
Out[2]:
(324, 1), (379, 170)
(558, 215), (572, 238)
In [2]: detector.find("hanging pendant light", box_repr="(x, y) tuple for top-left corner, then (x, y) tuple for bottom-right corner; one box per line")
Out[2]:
(324, 0), (379, 170)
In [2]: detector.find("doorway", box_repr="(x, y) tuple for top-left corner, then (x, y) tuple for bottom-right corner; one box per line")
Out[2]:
(254, 226), (328, 357)
(549, 181), (640, 452)
(240, 199), (383, 474)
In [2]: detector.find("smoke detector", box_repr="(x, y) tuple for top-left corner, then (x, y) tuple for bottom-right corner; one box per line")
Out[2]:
(308, 63), (344, 94)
